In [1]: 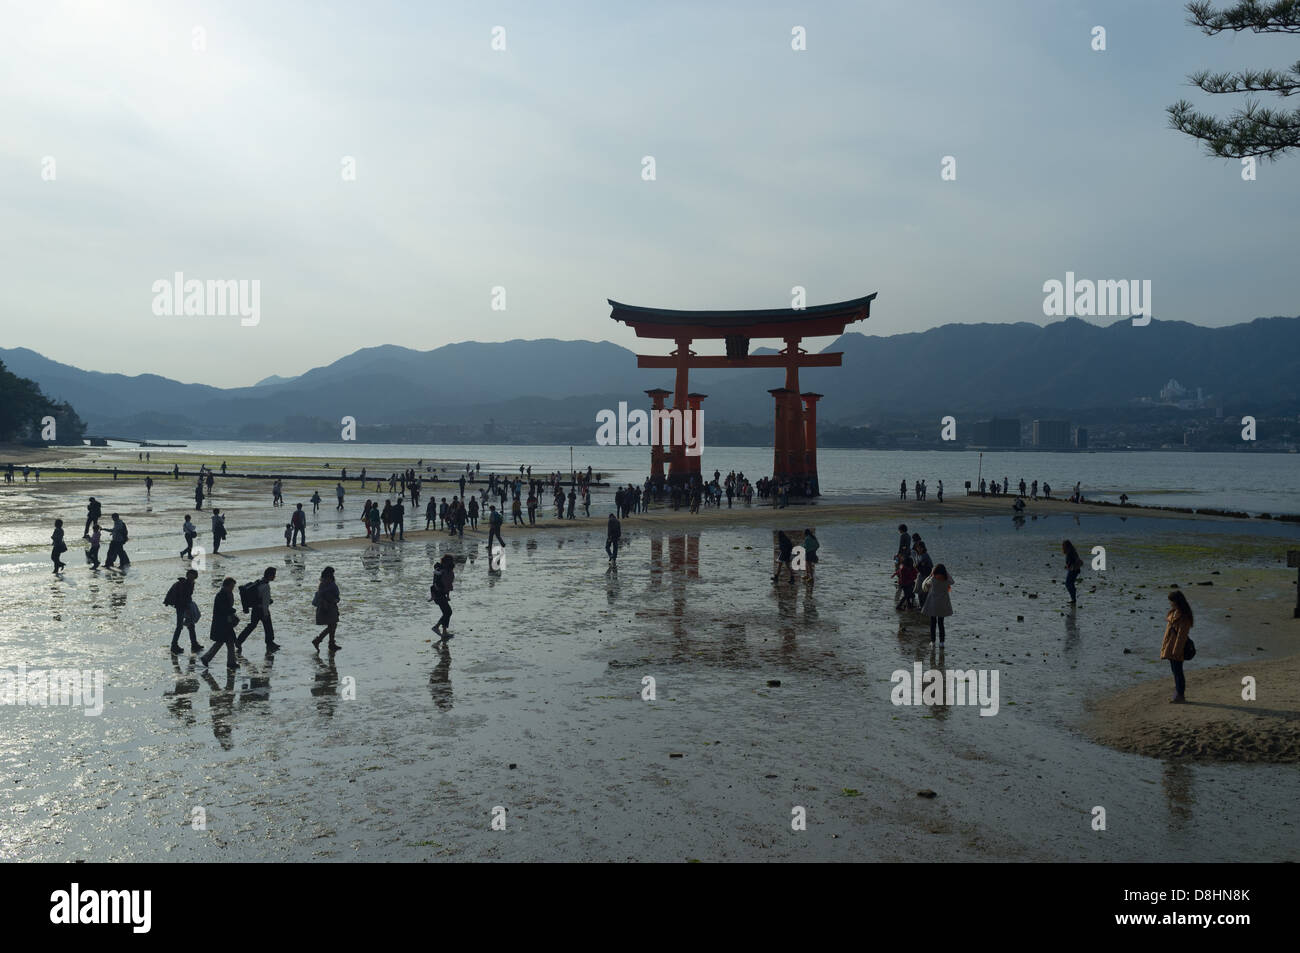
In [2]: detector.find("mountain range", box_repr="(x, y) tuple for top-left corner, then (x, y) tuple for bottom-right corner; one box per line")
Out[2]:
(4, 316), (1298, 440)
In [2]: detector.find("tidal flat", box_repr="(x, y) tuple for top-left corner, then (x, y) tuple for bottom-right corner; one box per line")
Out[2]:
(0, 463), (1297, 861)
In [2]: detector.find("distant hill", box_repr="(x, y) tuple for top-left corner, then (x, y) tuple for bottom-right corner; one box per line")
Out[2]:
(4, 316), (1298, 439)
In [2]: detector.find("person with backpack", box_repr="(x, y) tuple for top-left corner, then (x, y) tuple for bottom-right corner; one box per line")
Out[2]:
(200, 577), (241, 670)
(165, 569), (204, 655)
(180, 515), (197, 558)
(311, 566), (341, 653)
(237, 567), (281, 654)
(429, 554), (455, 640)
(1161, 590), (1194, 704)
(488, 504), (505, 552)
(82, 497), (101, 538)
(211, 509), (226, 554)
(1061, 539), (1084, 605)
(920, 564), (955, 647)
(51, 519), (67, 573)
(311, 490), (321, 514)
(104, 513), (130, 569)
(291, 503), (307, 546)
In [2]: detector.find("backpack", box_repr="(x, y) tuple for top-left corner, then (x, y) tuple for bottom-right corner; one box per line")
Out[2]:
(238, 580), (261, 611)
(119, 522), (129, 543)
(1184, 638), (1196, 661)
(164, 581), (183, 607)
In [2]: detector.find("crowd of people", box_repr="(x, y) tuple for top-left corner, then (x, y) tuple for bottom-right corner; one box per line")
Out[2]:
(37, 455), (1196, 702)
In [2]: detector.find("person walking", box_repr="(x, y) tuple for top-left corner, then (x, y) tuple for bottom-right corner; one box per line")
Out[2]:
(920, 564), (955, 647)
(1161, 590), (1194, 703)
(773, 530), (795, 584)
(165, 569), (204, 655)
(605, 512), (622, 565)
(583, 487), (591, 517)
(335, 482), (345, 510)
(200, 577), (241, 670)
(291, 503), (307, 546)
(311, 490), (321, 514)
(1062, 539), (1084, 605)
(311, 567), (341, 652)
(86, 521), (101, 569)
(51, 520), (67, 573)
(936, 480), (944, 503)
(801, 528), (820, 583)
(194, 480), (205, 511)
(211, 509), (226, 554)
(429, 554), (455, 640)
(237, 567), (281, 654)
(181, 515), (197, 558)
(367, 502), (381, 541)
(468, 495), (479, 530)
(393, 498), (406, 540)
(82, 497), (101, 537)
(104, 513), (130, 569)
(488, 505), (505, 552)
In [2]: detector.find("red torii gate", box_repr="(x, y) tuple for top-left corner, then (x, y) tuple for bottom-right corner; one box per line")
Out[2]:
(610, 294), (876, 495)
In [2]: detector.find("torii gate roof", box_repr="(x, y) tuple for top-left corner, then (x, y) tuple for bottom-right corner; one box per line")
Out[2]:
(609, 293), (875, 339)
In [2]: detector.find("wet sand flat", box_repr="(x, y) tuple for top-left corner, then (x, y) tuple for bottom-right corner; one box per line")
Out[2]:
(1, 467), (1299, 861)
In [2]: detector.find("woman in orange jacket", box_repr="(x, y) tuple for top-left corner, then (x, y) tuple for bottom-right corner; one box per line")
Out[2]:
(1160, 590), (1194, 703)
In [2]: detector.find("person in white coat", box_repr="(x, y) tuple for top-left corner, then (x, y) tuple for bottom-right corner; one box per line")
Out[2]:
(920, 564), (955, 647)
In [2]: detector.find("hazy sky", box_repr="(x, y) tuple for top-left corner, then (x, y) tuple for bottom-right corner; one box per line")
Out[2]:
(2, 0), (1297, 387)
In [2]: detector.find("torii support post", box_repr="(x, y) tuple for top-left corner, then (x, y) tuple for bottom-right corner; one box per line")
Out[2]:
(769, 387), (794, 482)
(801, 392), (822, 495)
(669, 338), (693, 486)
(686, 393), (706, 482)
(645, 388), (671, 482)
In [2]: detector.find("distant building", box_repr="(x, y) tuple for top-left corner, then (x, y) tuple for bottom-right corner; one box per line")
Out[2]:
(971, 418), (1020, 447)
(1160, 379), (1188, 403)
(1033, 419), (1071, 448)
(1074, 427), (1088, 449)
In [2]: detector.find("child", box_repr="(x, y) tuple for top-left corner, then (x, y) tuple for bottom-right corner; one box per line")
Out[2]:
(892, 555), (918, 608)
(284, 522), (294, 547)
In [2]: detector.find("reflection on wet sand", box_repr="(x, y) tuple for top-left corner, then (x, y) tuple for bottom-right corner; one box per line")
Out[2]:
(429, 643), (452, 712)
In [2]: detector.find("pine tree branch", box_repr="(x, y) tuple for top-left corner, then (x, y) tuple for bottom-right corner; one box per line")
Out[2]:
(1187, 0), (1300, 34)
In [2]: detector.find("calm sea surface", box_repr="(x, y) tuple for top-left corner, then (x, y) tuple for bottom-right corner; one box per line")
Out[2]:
(89, 441), (1300, 516)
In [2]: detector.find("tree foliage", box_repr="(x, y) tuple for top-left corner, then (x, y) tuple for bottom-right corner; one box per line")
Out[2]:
(1168, 0), (1300, 159)
(0, 359), (86, 444)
